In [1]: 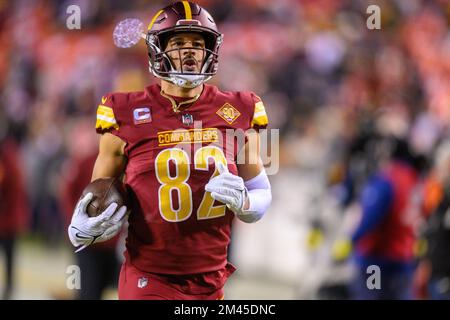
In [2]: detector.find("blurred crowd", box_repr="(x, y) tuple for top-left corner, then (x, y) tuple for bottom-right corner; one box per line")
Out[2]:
(0, 0), (449, 299)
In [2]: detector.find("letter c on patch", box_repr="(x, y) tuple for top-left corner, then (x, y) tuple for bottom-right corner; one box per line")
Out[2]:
(134, 107), (152, 124)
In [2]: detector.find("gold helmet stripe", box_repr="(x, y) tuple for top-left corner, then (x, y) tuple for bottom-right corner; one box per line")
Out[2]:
(182, 1), (192, 20)
(148, 9), (164, 30)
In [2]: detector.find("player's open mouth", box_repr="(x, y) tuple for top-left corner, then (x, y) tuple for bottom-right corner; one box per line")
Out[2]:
(182, 58), (197, 72)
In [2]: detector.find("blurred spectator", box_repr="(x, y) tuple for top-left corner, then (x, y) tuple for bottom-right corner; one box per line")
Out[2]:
(0, 135), (29, 299)
(59, 118), (121, 300)
(349, 137), (424, 299)
(415, 140), (450, 300)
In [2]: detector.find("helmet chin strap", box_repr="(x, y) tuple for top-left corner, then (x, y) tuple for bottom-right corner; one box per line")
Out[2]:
(169, 74), (211, 88)
(148, 61), (211, 88)
(168, 55), (213, 88)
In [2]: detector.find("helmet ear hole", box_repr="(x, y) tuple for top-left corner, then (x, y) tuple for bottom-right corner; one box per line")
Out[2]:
(163, 54), (174, 72)
(159, 32), (171, 51)
(202, 32), (216, 52)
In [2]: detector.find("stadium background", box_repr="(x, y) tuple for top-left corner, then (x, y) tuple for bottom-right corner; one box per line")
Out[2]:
(0, 0), (449, 299)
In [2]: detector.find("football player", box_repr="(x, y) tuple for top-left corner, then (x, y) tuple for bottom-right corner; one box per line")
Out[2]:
(68, 1), (272, 300)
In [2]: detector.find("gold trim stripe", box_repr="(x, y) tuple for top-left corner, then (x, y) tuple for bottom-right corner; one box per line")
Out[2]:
(252, 114), (268, 125)
(97, 105), (114, 116)
(96, 104), (118, 130)
(96, 120), (119, 131)
(254, 110), (267, 118)
(182, 1), (192, 20)
(148, 9), (164, 30)
(96, 114), (117, 124)
(251, 101), (268, 127)
(255, 101), (265, 113)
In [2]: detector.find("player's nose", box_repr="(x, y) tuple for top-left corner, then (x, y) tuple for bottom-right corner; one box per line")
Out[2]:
(183, 41), (199, 54)
(182, 46), (196, 55)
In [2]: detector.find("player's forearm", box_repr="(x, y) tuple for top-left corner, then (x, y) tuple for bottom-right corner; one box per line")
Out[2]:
(236, 169), (272, 223)
(91, 154), (127, 181)
(233, 135), (271, 222)
(91, 133), (127, 181)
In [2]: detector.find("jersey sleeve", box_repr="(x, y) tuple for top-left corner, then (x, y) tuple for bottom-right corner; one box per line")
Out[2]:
(249, 93), (269, 130)
(95, 94), (120, 134)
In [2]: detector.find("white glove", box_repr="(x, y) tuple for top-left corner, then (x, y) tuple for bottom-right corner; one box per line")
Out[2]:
(68, 192), (128, 253)
(205, 162), (248, 213)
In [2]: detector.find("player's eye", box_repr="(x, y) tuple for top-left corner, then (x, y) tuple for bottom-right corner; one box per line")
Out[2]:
(192, 41), (203, 47)
(172, 40), (185, 47)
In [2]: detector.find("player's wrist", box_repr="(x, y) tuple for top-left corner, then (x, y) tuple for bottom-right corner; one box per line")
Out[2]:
(234, 171), (271, 223)
(229, 188), (251, 215)
(68, 225), (92, 247)
(242, 188), (250, 210)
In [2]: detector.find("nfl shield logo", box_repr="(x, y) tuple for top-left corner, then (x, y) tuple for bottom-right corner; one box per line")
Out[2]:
(137, 277), (148, 288)
(182, 113), (194, 126)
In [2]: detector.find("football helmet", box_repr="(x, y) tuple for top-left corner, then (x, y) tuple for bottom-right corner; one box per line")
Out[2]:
(146, 1), (223, 88)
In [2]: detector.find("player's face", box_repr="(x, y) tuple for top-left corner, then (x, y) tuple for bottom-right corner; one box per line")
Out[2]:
(165, 33), (206, 73)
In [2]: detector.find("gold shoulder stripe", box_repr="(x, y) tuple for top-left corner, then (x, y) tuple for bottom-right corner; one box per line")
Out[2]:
(251, 115), (268, 127)
(96, 105), (119, 131)
(96, 119), (119, 130)
(254, 101), (265, 113)
(251, 101), (268, 127)
(97, 105), (115, 116)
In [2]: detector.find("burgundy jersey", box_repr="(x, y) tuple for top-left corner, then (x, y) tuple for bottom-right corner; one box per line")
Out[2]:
(95, 84), (268, 274)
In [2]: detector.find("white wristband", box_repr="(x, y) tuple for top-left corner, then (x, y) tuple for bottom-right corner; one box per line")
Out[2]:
(235, 170), (272, 223)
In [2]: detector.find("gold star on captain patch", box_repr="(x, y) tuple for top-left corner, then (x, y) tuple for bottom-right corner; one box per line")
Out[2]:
(216, 103), (241, 125)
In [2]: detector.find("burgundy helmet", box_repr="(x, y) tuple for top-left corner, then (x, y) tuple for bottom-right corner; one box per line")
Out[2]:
(146, 1), (223, 88)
